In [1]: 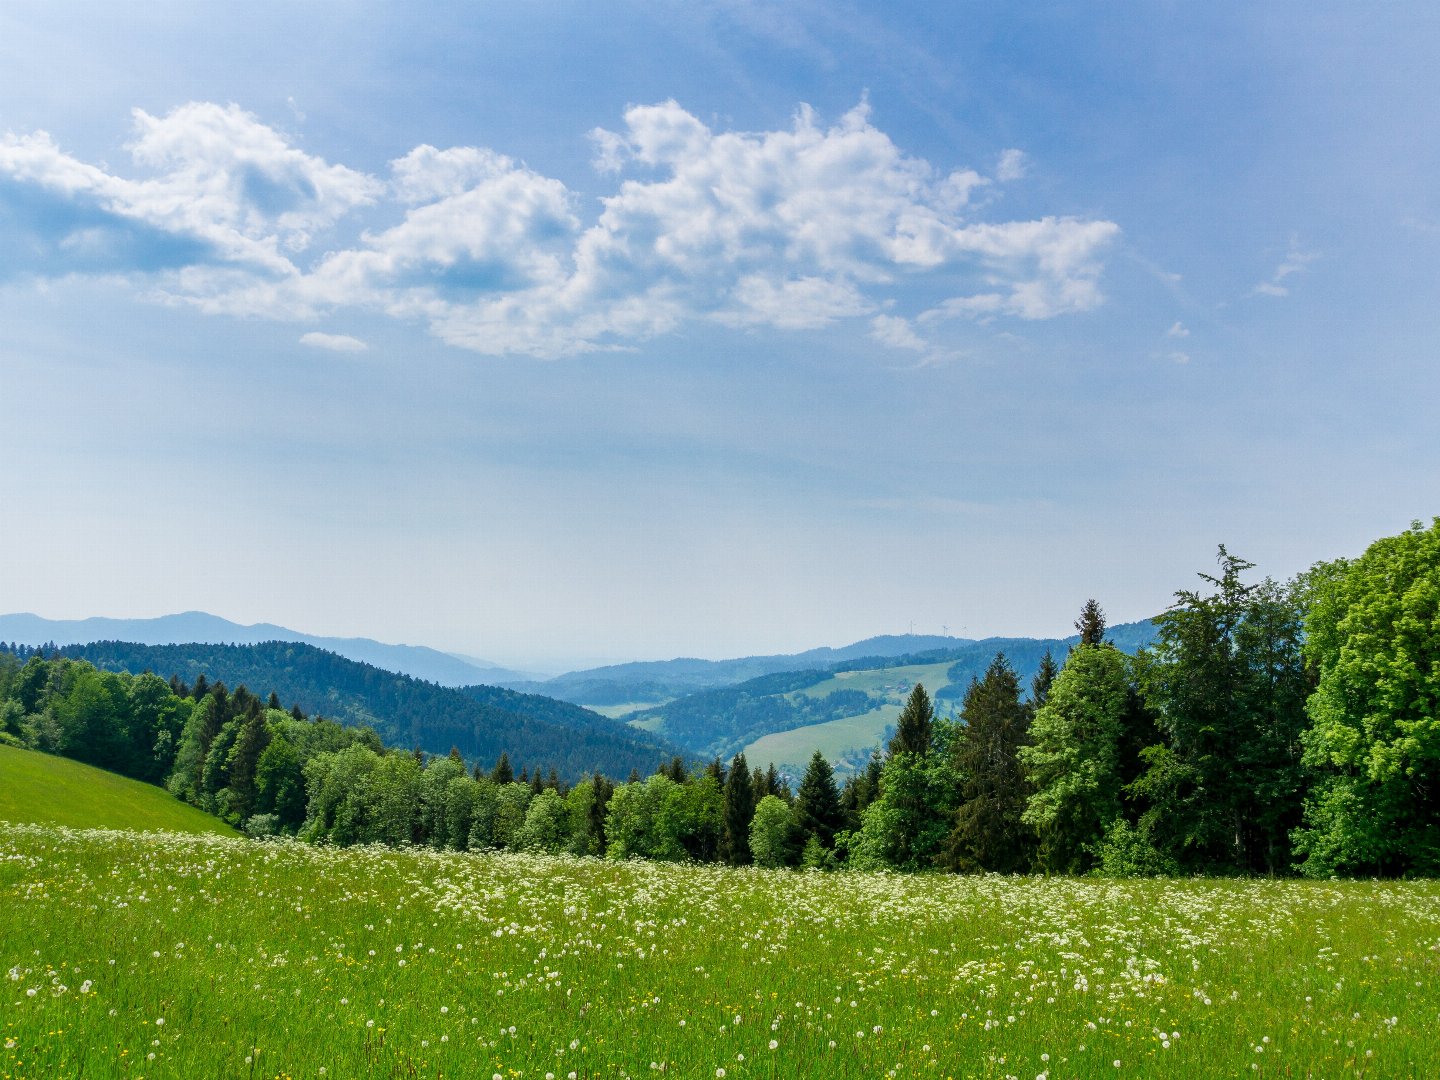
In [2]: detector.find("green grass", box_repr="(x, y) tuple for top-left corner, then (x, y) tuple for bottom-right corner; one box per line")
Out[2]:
(743, 705), (896, 775)
(3, 825), (1439, 1078)
(744, 662), (960, 775)
(795, 661), (957, 701)
(0, 745), (235, 837)
(619, 710), (671, 729)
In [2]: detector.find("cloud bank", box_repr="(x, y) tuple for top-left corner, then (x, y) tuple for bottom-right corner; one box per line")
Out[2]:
(0, 101), (1120, 358)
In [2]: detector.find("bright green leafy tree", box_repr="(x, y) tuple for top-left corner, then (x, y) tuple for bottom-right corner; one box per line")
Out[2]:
(1020, 643), (1130, 873)
(1295, 519), (1440, 877)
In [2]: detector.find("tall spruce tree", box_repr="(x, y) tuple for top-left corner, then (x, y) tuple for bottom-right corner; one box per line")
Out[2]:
(577, 771), (614, 857)
(793, 750), (844, 850)
(704, 756), (726, 785)
(941, 653), (1034, 873)
(1030, 650), (1059, 712)
(224, 705), (272, 824)
(722, 751), (755, 865)
(491, 752), (514, 785)
(1074, 600), (1107, 648)
(765, 763), (789, 802)
(889, 683), (935, 757)
(1135, 548), (1308, 874)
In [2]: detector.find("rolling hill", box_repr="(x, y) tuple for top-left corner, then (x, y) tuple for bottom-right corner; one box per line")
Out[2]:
(623, 621), (1159, 778)
(50, 640), (679, 781)
(0, 743), (236, 834)
(507, 623), (1158, 709)
(0, 611), (538, 687)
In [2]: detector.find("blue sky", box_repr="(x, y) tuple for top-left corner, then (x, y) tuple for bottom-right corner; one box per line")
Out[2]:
(1, 2), (1437, 670)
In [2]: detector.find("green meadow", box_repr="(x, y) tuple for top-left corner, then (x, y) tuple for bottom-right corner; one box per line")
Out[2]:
(0, 745), (235, 837)
(4, 823), (1439, 1079)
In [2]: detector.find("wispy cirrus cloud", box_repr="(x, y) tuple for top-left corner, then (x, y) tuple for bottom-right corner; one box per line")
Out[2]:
(299, 331), (367, 352)
(0, 100), (1120, 358)
(1252, 238), (1319, 298)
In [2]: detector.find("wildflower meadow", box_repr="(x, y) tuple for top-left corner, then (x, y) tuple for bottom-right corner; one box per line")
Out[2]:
(4, 822), (1440, 1078)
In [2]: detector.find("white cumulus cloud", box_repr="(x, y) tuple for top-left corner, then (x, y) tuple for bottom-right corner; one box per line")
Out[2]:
(0, 100), (1122, 358)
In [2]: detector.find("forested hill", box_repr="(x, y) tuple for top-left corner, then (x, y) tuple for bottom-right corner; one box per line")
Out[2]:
(624, 624), (1161, 761)
(52, 640), (677, 780)
(0, 611), (533, 686)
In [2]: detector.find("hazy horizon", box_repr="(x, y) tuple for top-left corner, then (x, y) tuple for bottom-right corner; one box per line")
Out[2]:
(0, 606), (1146, 675)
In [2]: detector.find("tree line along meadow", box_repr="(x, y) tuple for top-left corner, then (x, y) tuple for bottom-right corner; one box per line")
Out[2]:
(1, 517), (1436, 880)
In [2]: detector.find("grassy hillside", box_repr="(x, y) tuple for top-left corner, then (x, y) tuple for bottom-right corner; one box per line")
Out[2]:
(744, 660), (959, 775)
(3, 824), (1438, 1077)
(0, 744), (234, 835)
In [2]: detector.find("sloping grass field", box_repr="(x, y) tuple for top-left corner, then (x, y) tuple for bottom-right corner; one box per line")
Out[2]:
(742, 662), (960, 775)
(4, 823), (1439, 1078)
(0, 745), (235, 836)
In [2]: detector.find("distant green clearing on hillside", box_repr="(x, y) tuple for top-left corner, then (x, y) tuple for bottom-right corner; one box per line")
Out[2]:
(0, 744), (235, 836)
(743, 704), (897, 775)
(800, 660), (957, 700)
(4, 824), (1439, 1078)
(624, 714), (670, 734)
(746, 661), (962, 773)
(598, 701), (671, 720)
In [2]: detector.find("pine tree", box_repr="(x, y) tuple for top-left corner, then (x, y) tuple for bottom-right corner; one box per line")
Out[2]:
(491, 752), (514, 785)
(588, 772), (614, 854)
(1074, 599), (1107, 648)
(225, 707), (273, 824)
(766, 763), (789, 802)
(1136, 549), (1307, 874)
(722, 752), (755, 865)
(793, 750), (844, 849)
(840, 774), (860, 831)
(1030, 650), (1059, 712)
(941, 653), (1034, 873)
(889, 683), (934, 757)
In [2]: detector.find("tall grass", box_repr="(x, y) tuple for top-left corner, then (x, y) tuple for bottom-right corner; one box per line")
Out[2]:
(3, 823), (1438, 1077)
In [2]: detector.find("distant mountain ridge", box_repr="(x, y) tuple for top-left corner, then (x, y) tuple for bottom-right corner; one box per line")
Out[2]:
(0, 612), (537, 687)
(623, 619), (1162, 775)
(508, 621), (1159, 706)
